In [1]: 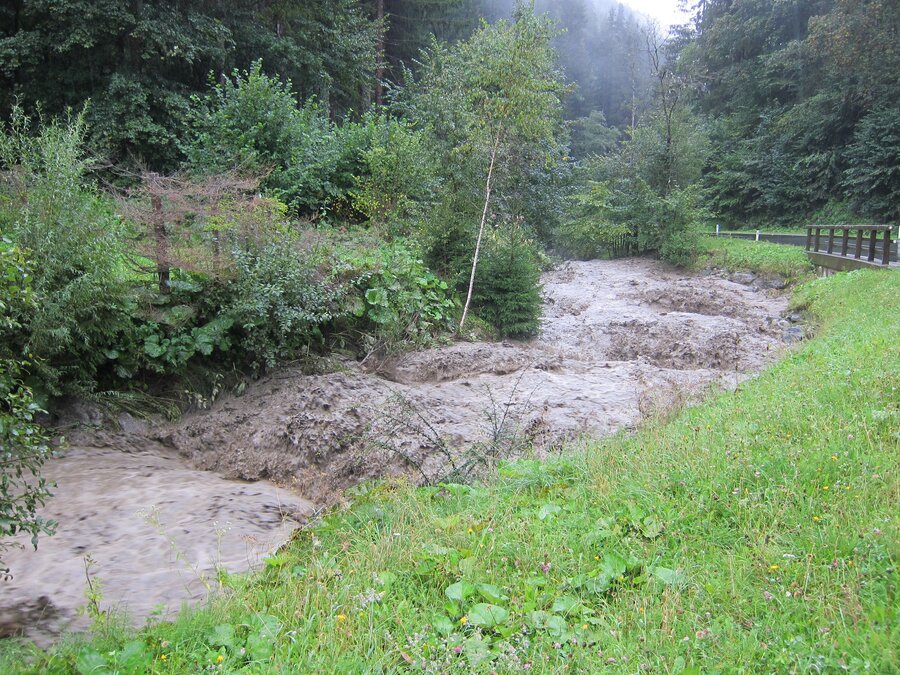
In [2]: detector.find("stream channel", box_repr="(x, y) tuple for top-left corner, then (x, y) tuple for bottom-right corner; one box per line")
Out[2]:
(1, 258), (799, 644)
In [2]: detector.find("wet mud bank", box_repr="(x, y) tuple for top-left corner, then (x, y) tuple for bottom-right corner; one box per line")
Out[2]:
(1, 258), (798, 644)
(157, 258), (795, 496)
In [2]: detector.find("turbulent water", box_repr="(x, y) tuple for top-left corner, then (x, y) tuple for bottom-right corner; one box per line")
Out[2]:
(0, 258), (796, 644)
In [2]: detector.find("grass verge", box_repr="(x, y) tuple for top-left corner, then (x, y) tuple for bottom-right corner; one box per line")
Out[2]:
(3, 269), (898, 674)
(695, 236), (814, 283)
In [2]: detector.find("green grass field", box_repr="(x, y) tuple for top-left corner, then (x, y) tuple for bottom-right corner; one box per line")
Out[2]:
(695, 236), (815, 282)
(4, 265), (898, 674)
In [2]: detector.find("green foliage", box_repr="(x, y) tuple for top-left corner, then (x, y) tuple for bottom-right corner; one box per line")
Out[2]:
(472, 225), (542, 337)
(0, 0), (376, 168)
(418, 205), (479, 287)
(186, 63), (306, 179)
(397, 5), (571, 243)
(137, 317), (234, 376)
(0, 242), (55, 573)
(842, 106), (900, 222)
(569, 111), (620, 159)
(684, 0), (900, 224)
(0, 107), (135, 395)
(566, 150), (708, 265)
(223, 237), (345, 371)
(351, 116), (439, 229)
(186, 62), (369, 216)
(396, 5), (570, 332)
(336, 239), (456, 349)
(557, 180), (629, 259)
(628, 109), (710, 197)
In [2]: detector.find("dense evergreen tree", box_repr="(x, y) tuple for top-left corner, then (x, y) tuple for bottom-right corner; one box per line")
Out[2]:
(679, 0), (900, 223)
(0, 0), (376, 169)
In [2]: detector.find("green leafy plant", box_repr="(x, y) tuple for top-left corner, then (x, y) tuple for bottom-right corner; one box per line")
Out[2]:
(337, 240), (456, 351)
(352, 115), (439, 230)
(186, 62), (369, 217)
(0, 107), (136, 396)
(223, 236), (345, 370)
(0, 242), (55, 574)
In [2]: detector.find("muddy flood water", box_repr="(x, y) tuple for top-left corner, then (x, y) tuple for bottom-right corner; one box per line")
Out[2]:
(1, 258), (798, 644)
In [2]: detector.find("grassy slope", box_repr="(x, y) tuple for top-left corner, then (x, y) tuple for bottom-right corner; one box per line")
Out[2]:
(6, 266), (898, 674)
(694, 236), (815, 282)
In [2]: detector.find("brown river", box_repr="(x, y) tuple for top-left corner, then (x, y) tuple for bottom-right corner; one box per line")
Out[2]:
(0, 258), (798, 644)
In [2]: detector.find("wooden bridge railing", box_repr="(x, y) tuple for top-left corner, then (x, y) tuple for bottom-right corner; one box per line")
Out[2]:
(805, 224), (895, 270)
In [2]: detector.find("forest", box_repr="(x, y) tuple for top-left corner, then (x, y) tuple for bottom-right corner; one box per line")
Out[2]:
(0, 0), (898, 671)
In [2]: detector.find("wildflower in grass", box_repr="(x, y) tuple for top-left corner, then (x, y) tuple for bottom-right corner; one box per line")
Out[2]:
(582, 624), (589, 630)
(764, 591), (773, 600)
(459, 616), (468, 625)
(541, 561), (551, 573)
(831, 455), (838, 461)
(160, 654), (167, 661)
(355, 588), (385, 608)
(216, 655), (225, 663)
(769, 564), (779, 571)
(336, 613), (347, 623)
(813, 516), (821, 522)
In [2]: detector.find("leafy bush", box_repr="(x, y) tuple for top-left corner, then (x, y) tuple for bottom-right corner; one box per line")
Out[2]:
(352, 116), (439, 230)
(566, 152), (708, 265)
(0, 107), (136, 396)
(472, 225), (542, 338)
(186, 62), (368, 217)
(223, 236), (346, 370)
(335, 239), (456, 350)
(0, 242), (55, 572)
(557, 180), (630, 259)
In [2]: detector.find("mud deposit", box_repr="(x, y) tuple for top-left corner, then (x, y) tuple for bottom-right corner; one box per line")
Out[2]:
(1, 443), (313, 645)
(1, 258), (795, 643)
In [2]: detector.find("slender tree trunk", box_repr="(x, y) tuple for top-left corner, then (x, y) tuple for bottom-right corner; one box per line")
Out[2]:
(375, 0), (385, 108)
(459, 126), (503, 332)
